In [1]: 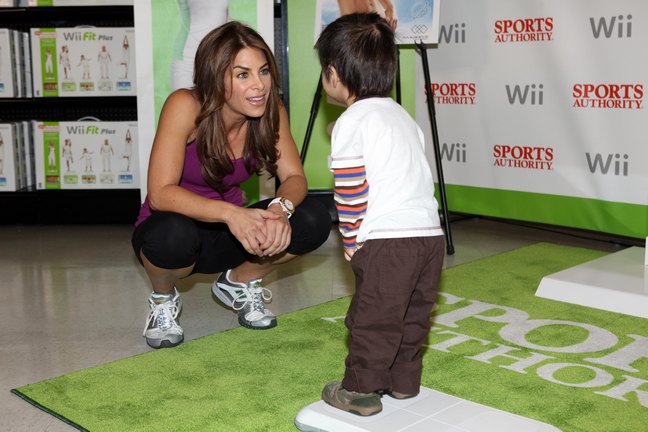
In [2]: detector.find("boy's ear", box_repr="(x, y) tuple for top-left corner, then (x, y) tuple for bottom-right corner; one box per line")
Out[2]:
(328, 65), (340, 87)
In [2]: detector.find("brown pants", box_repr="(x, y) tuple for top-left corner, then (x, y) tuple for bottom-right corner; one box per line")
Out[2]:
(342, 236), (445, 394)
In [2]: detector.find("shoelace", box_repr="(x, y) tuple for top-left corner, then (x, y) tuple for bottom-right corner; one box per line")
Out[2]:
(231, 284), (272, 312)
(143, 300), (180, 335)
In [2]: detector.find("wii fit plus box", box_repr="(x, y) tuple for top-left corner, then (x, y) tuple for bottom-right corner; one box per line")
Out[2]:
(30, 27), (136, 97)
(0, 29), (17, 97)
(0, 123), (22, 191)
(22, 121), (36, 189)
(34, 121), (138, 189)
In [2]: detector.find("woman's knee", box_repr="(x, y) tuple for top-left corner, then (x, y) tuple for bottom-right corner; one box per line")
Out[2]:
(135, 212), (200, 269)
(289, 198), (332, 255)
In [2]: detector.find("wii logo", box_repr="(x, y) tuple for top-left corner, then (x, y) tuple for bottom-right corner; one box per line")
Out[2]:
(440, 143), (467, 163)
(506, 84), (544, 105)
(439, 23), (466, 44)
(586, 153), (629, 176)
(590, 15), (632, 39)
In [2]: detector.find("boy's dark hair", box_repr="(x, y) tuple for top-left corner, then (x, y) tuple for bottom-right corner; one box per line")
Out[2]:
(315, 13), (397, 100)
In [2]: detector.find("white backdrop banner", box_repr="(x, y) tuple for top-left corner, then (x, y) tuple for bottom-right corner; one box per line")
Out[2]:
(415, 0), (648, 237)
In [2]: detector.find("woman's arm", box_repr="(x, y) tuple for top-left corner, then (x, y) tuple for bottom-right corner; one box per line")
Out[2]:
(260, 104), (308, 255)
(147, 89), (236, 222)
(272, 104), (308, 207)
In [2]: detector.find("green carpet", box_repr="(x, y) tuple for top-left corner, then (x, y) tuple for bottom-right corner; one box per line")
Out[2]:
(12, 243), (648, 432)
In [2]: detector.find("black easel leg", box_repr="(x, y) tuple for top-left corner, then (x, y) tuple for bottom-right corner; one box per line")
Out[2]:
(396, 50), (402, 105)
(300, 74), (323, 164)
(416, 42), (455, 255)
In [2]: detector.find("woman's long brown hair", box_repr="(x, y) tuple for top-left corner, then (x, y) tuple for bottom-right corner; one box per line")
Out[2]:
(193, 21), (280, 192)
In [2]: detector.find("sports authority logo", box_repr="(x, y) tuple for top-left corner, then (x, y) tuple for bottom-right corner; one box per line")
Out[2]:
(494, 17), (554, 43)
(493, 145), (553, 170)
(573, 84), (643, 109)
(430, 83), (476, 105)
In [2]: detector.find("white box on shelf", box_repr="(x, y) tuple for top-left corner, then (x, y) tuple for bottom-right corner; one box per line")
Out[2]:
(22, 121), (35, 189)
(31, 27), (136, 97)
(0, 123), (22, 191)
(13, 122), (25, 189)
(34, 120), (139, 189)
(22, 32), (33, 98)
(0, 29), (17, 97)
(11, 30), (23, 97)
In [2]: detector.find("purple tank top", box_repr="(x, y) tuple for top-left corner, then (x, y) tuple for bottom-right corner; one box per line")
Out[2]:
(135, 141), (252, 226)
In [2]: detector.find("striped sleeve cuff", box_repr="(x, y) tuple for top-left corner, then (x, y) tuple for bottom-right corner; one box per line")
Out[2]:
(331, 155), (368, 250)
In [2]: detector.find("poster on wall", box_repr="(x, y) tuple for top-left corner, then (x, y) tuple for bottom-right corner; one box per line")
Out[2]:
(315, 0), (440, 44)
(415, 0), (648, 238)
(134, 0), (274, 202)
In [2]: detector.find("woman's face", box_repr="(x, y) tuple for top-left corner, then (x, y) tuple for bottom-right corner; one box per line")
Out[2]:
(223, 47), (272, 121)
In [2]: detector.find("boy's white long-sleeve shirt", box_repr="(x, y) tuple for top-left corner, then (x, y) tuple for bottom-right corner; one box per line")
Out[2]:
(329, 97), (444, 249)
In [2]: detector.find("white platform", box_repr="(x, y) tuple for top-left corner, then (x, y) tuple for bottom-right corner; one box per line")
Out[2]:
(294, 387), (561, 432)
(536, 246), (648, 319)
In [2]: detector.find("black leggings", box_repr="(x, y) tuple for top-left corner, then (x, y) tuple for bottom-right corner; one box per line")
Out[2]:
(131, 197), (331, 274)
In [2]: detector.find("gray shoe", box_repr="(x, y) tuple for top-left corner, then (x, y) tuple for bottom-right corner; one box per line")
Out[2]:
(143, 288), (184, 348)
(387, 390), (418, 400)
(322, 381), (382, 416)
(212, 271), (276, 330)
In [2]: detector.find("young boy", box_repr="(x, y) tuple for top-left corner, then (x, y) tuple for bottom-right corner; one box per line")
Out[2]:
(315, 13), (446, 416)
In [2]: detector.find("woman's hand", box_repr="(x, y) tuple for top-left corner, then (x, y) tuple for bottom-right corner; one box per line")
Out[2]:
(260, 205), (292, 256)
(226, 207), (281, 256)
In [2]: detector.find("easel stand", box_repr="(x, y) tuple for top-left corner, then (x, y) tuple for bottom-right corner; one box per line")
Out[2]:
(299, 48), (455, 255)
(299, 76), (323, 165)
(416, 42), (454, 255)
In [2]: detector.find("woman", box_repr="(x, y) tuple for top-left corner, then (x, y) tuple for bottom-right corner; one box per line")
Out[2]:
(132, 22), (331, 349)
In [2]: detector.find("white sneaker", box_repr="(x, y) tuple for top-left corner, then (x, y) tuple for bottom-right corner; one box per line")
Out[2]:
(212, 271), (276, 330)
(143, 288), (184, 348)
(212, 269), (248, 309)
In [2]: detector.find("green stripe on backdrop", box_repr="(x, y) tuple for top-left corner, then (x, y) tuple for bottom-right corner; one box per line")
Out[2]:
(150, 0), (259, 202)
(287, 0), (417, 190)
(445, 184), (648, 239)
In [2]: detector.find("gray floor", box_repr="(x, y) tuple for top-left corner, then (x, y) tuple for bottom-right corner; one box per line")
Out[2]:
(1, 217), (633, 432)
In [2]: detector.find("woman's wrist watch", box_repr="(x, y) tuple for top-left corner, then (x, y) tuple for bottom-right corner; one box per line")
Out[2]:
(268, 197), (294, 219)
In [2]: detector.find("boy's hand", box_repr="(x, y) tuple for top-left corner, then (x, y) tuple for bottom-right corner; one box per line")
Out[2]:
(343, 247), (355, 261)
